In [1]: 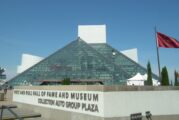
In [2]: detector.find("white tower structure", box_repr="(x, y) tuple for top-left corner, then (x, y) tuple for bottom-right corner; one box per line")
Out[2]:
(78, 25), (106, 43)
(17, 54), (43, 73)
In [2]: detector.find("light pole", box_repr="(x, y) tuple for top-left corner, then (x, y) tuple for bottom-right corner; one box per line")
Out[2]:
(112, 50), (116, 84)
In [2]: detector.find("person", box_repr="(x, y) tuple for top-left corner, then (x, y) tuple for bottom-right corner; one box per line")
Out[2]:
(4, 87), (7, 95)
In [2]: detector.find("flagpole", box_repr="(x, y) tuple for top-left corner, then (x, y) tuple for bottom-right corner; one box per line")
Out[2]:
(155, 27), (161, 82)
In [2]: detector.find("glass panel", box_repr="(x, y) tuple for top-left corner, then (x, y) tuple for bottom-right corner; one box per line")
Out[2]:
(8, 39), (158, 86)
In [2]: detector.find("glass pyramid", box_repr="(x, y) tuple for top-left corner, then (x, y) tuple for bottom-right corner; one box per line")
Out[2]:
(8, 38), (158, 86)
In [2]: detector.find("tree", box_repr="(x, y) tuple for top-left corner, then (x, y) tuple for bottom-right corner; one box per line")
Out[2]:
(161, 66), (169, 86)
(0, 67), (6, 80)
(174, 70), (178, 86)
(62, 78), (70, 85)
(145, 61), (153, 85)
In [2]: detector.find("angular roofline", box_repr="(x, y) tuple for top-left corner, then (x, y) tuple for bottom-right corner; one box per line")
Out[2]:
(8, 37), (158, 85)
(8, 39), (78, 83)
(105, 44), (159, 79)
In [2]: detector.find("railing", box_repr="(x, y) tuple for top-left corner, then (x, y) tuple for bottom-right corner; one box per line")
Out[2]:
(0, 105), (23, 120)
(0, 105), (41, 120)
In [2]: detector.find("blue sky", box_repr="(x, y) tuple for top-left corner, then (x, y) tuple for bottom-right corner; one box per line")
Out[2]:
(0, 0), (179, 81)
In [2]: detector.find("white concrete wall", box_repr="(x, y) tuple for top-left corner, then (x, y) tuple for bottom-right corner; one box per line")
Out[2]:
(13, 87), (179, 118)
(17, 53), (43, 73)
(13, 89), (104, 117)
(121, 48), (138, 63)
(104, 91), (179, 117)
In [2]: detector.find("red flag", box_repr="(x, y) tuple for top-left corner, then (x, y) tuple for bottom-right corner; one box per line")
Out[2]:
(157, 32), (179, 48)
